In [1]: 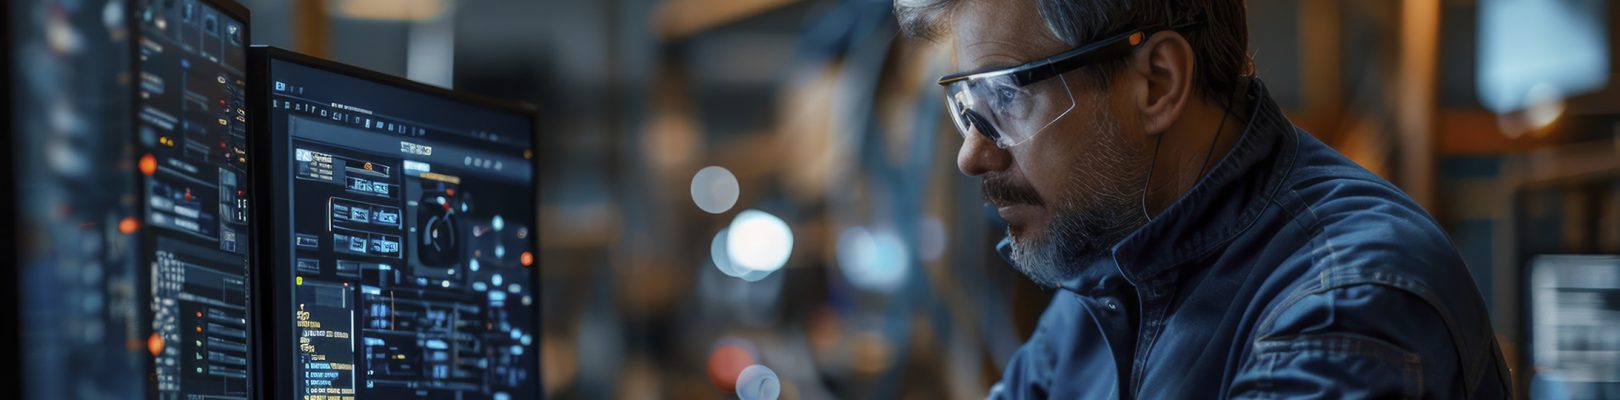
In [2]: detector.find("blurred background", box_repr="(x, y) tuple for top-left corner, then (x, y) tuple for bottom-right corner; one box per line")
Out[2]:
(9, 0), (1620, 398)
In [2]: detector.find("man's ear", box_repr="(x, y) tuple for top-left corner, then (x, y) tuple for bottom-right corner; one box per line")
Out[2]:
(1126, 31), (1195, 137)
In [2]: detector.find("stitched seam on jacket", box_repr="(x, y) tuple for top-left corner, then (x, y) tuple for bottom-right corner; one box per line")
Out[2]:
(1250, 333), (1425, 398)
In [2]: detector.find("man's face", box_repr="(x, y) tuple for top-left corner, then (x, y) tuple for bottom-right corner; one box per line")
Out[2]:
(950, 0), (1152, 286)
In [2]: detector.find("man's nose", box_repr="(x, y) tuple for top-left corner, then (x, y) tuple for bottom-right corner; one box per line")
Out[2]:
(957, 129), (1012, 176)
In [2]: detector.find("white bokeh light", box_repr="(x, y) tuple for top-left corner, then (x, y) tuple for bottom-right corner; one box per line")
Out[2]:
(736, 364), (781, 400)
(711, 228), (773, 281)
(711, 229), (746, 277)
(726, 210), (793, 273)
(691, 166), (740, 214)
(837, 227), (909, 292)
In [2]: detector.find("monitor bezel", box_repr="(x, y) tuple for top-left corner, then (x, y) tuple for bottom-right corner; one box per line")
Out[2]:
(2, 0), (18, 397)
(247, 45), (543, 400)
(127, 0), (254, 398)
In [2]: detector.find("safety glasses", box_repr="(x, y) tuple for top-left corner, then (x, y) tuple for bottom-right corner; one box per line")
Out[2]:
(939, 26), (1179, 148)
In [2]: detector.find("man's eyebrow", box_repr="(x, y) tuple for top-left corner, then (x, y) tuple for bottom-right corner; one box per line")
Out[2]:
(950, 51), (1032, 77)
(954, 38), (1043, 76)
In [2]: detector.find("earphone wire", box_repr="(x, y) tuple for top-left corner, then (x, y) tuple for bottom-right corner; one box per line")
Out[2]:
(1140, 133), (1164, 222)
(1140, 81), (1247, 223)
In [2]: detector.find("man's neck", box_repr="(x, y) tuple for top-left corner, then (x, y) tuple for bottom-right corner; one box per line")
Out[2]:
(1143, 85), (1252, 218)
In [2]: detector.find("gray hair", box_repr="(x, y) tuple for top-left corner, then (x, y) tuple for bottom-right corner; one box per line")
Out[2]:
(894, 0), (961, 41)
(896, 0), (1252, 103)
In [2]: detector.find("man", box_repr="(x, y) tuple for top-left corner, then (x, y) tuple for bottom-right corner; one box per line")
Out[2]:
(895, 0), (1511, 397)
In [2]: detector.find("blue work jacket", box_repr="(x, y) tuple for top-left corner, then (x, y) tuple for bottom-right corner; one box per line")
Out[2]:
(989, 80), (1511, 399)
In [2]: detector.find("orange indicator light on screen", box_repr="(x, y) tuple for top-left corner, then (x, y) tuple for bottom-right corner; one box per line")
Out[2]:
(521, 251), (534, 267)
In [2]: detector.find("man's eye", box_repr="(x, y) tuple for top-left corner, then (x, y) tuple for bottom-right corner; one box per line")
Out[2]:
(987, 85), (1027, 117)
(991, 87), (1019, 106)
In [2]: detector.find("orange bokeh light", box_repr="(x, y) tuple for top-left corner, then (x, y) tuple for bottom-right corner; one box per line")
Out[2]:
(147, 333), (164, 356)
(139, 154), (157, 176)
(707, 345), (754, 393)
(520, 251), (534, 267)
(119, 217), (140, 234)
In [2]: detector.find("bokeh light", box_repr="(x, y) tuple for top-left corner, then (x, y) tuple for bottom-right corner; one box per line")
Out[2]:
(726, 210), (793, 273)
(691, 166), (740, 214)
(736, 364), (781, 400)
(712, 228), (774, 282)
(836, 227), (909, 292)
(707, 337), (759, 393)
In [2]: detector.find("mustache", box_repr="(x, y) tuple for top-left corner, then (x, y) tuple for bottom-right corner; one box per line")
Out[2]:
(982, 175), (1044, 206)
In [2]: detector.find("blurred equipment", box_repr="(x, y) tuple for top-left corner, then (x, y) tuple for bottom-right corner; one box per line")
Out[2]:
(11, 0), (257, 398)
(251, 46), (540, 400)
(1527, 255), (1620, 399)
(9, 0), (145, 398)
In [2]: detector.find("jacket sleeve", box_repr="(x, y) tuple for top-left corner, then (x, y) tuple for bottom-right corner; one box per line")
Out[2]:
(988, 319), (1051, 399)
(1228, 274), (1462, 399)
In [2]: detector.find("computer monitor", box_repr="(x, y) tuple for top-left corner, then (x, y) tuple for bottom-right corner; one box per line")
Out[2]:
(133, 0), (254, 397)
(250, 47), (541, 400)
(10, 0), (251, 398)
(1526, 255), (1620, 398)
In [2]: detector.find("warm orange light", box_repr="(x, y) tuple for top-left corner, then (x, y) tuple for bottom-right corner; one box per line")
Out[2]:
(520, 251), (534, 267)
(139, 154), (157, 176)
(119, 217), (140, 234)
(147, 333), (165, 356)
(333, 0), (448, 21)
(707, 345), (754, 393)
(1129, 32), (1144, 46)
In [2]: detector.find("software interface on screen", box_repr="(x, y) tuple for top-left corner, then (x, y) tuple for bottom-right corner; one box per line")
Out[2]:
(135, 0), (253, 397)
(266, 57), (538, 399)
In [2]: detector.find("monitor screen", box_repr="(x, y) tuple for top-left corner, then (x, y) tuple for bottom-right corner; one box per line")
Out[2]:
(1528, 255), (1620, 398)
(134, 0), (254, 397)
(256, 49), (540, 400)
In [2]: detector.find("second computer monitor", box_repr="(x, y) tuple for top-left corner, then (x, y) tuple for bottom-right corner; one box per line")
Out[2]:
(252, 47), (540, 400)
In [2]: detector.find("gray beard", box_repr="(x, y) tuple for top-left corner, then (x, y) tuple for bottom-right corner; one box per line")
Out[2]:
(1007, 103), (1150, 288)
(1008, 203), (1146, 287)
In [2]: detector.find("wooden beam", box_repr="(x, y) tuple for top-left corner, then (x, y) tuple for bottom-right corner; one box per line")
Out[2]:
(1436, 110), (1571, 155)
(1298, 0), (1343, 132)
(1394, 0), (1441, 210)
(654, 0), (801, 41)
(294, 0), (331, 57)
